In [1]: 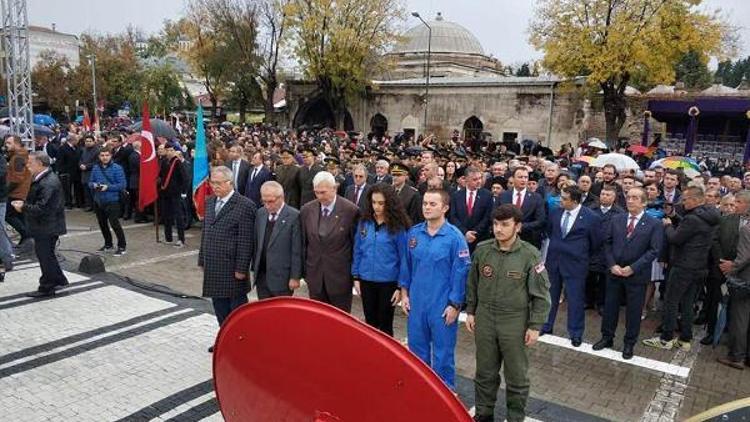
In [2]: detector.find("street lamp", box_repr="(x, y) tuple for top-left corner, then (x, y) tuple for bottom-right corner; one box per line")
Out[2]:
(411, 11), (431, 133)
(87, 54), (97, 128)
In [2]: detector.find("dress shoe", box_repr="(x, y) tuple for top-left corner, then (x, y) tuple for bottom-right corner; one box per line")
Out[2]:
(473, 415), (493, 422)
(26, 290), (55, 298)
(592, 338), (613, 351)
(0, 271), (4, 282)
(700, 334), (714, 346)
(208, 346), (214, 353)
(717, 357), (744, 370)
(571, 338), (582, 347)
(622, 344), (634, 360)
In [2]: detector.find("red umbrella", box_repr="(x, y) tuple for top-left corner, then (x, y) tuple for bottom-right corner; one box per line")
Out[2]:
(627, 145), (649, 154)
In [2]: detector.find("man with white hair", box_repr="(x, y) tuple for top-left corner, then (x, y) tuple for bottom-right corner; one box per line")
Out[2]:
(374, 159), (392, 184)
(300, 171), (360, 312)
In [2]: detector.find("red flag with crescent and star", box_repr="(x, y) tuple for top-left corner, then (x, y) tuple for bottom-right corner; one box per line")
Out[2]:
(138, 102), (159, 211)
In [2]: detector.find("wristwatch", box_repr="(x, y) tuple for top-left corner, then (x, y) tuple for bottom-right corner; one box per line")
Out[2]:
(448, 302), (462, 311)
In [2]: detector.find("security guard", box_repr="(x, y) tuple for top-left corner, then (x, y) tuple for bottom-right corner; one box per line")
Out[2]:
(466, 204), (551, 422)
(401, 188), (470, 390)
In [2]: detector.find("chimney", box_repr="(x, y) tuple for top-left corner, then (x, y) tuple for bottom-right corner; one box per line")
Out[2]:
(51, 23), (56, 32)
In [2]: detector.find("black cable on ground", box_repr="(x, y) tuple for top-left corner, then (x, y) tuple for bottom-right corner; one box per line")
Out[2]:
(114, 274), (205, 300)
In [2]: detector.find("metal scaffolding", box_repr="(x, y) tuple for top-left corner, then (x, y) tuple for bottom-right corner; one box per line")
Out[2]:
(1, 0), (34, 148)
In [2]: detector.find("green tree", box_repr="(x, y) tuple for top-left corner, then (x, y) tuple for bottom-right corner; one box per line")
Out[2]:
(515, 63), (531, 77)
(286, 0), (403, 128)
(31, 51), (73, 118)
(530, 0), (731, 145)
(140, 63), (187, 114)
(674, 50), (713, 89)
(715, 56), (750, 87)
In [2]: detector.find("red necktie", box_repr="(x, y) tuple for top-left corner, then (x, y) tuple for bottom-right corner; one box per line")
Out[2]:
(515, 192), (523, 208)
(467, 191), (475, 216)
(627, 216), (636, 237)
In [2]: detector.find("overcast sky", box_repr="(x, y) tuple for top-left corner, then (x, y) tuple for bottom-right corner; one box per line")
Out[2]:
(29, 0), (750, 67)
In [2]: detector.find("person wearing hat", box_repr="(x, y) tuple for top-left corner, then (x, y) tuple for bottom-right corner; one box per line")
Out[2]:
(391, 162), (422, 225)
(159, 141), (188, 248)
(297, 147), (323, 206)
(325, 157), (346, 196)
(275, 148), (301, 209)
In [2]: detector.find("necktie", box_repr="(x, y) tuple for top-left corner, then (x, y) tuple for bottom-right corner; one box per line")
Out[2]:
(251, 168), (258, 182)
(561, 211), (571, 237)
(515, 191), (523, 208)
(215, 199), (224, 214)
(467, 191), (475, 216)
(322, 208), (330, 218)
(233, 162), (239, 186)
(627, 216), (636, 237)
(355, 186), (361, 204)
(270, 212), (277, 222)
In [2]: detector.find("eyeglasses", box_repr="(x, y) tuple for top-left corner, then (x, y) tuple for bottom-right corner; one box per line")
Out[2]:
(209, 179), (230, 186)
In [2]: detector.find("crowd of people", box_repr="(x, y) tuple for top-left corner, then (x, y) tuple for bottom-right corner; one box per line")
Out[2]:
(6, 120), (750, 422)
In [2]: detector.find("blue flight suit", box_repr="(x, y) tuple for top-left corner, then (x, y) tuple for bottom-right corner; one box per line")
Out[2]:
(402, 221), (471, 389)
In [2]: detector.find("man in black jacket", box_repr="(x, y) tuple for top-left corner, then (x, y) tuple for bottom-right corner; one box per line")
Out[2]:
(12, 152), (67, 297)
(159, 142), (187, 247)
(643, 186), (720, 350)
(56, 134), (82, 209)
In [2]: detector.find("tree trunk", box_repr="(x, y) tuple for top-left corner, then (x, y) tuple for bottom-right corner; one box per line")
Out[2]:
(239, 100), (247, 124)
(264, 77), (278, 123)
(601, 82), (627, 148)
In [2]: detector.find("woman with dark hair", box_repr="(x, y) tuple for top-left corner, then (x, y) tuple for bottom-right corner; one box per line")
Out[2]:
(644, 180), (665, 318)
(352, 183), (412, 336)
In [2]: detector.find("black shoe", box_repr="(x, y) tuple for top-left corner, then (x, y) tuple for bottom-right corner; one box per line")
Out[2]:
(592, 338), (613, 351)
(622, 344), (634, 360)
(54, 280), (70, 291)
(208, 346), (214, 353)
(571, 338), (582, 347)
(97, 245), (114, 253)
(26, 290), (55, 298)
(113, 248), (127, 257)
(0, 271), (4, 282)
(473, 415), (493, 422)
(700, 334), (714, 346)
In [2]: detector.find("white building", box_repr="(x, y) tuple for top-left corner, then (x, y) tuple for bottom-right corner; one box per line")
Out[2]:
(27, 25), (80, 69)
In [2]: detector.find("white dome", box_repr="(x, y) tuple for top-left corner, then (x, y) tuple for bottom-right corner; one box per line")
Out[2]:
(393, 13), (485, 56)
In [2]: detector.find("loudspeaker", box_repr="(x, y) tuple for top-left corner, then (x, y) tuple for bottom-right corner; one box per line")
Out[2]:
(78, 255), (105, 274)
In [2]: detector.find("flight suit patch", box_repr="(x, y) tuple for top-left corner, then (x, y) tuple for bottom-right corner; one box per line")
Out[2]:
(360, 226), (367, 237)
(481, 265), (494, 278)
(506, 271), (523, 279)
(409, 237), (417, 249)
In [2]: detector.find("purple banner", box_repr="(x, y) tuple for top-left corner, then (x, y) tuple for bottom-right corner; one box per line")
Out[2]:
(684, 115), (698, 154)
(744, 127), (750, 164)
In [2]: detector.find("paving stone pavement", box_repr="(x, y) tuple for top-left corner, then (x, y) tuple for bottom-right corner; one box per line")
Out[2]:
(1, 208), (747, 421)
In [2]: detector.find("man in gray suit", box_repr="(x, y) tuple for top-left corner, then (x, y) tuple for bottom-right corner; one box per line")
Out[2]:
(199, 166), (256, 352)
(253, 181), (302, 299)
(300, 171), (359, 312)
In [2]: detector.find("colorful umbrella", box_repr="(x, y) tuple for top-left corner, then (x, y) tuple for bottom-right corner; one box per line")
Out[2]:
(627, 145), (649, 154)
(587, 138), (608, 150)
(592, 153), (640, 171)
(650, 156), (700, 171)
(574, 156), (596, 165)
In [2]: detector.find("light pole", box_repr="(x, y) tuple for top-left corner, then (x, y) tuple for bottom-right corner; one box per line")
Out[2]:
(88, 54), (97, 128)
(411, 11), (431, 134)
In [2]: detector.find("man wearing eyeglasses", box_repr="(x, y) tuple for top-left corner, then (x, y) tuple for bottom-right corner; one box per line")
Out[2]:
(344, 164), (370, 211)
(199, 166), (256, 353)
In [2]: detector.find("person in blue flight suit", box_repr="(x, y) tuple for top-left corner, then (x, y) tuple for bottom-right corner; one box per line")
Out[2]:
(401, 188), (471, 390)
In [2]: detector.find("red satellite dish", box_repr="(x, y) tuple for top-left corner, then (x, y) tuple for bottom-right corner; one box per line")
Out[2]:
(213, 297), (472, 422)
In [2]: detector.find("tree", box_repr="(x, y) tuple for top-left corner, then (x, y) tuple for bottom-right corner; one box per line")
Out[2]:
(31, 51), (73, 118)
(715, 56), (750, 87)
(257, 0), (290, 120)
(141, 63), (187, 115)
(674, 50), (713, 89)
(530, 0), (731, 145)
(286, 0), (403, 128)
(516, 63), (531, 77)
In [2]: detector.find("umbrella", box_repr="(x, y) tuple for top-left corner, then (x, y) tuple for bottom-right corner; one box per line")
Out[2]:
(650, 156), (700, 171)
(220, 121), (233, 128)
(33, 114), (57, 126)
(574, 156), (596, 165)
(333, 131), (347, 138)
(587, 138), (608, 150)
(627, 145), (649, 154)
(33, 124), (55, 137)
(592, 153), (640, 171)
(130, 119), (178, 139)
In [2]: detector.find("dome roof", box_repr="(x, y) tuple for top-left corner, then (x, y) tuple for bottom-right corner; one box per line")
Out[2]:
(393, 13), (485, 56)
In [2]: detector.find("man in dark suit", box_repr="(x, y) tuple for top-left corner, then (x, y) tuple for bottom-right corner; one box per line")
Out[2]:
(591, 164), (625, 207)
(55, 134), (82, 209)
(660, 169), (682, 204)
(499, 167), (546, 248)
(373, 159), (392, 185)
(449, 166), (493, 252)
(297, 147), (323, 205)
(275, 148), (301, 209)
(391, 162), (422, 224)
(244, 151), (273, 206)
(127, 141), (146, 222)
(542, 185), (602, 346)
(226, 144), (250, 196)
(706, 190), (748, 345)
(199, 166), (256, 352)
(253, 181), (302, 299)
(344, 164), (370, 211)
(13, 152), (68, 298)
(578, 175), (598, 208)
(300, 171), (359, 312)
(593, 187), (662, 359)
(587, 185), (625, 312)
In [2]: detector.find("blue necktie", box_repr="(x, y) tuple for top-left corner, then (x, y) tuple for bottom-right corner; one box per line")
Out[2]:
(561, 211), (571, 237)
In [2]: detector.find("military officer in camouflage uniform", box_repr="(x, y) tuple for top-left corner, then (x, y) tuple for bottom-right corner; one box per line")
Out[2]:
(465, 204), (551, 422)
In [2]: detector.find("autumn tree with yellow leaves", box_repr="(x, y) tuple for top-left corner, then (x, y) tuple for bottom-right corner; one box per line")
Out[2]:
(286, 0), (404, 129)
(530, 0), (733, 144)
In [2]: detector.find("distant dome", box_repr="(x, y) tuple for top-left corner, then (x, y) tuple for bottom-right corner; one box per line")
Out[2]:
(393, 12), (485, 56)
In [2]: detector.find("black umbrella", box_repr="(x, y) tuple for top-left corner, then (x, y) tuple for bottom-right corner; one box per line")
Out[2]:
(130, 119), (178, 139)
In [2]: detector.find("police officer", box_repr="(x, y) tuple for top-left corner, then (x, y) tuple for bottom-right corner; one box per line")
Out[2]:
(466, 204), (551, 422)
(401, 188), (470, 390)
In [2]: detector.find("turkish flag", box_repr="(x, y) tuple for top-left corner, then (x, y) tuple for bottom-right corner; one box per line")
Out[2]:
(82, 109), (91, 131)
(138, 102), (158, 211)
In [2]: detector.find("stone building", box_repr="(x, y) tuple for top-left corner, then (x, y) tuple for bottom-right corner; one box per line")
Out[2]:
(285, 13), (587, 150)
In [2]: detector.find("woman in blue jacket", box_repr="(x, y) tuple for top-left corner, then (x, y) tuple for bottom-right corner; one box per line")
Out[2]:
(352, 183), (412, 336)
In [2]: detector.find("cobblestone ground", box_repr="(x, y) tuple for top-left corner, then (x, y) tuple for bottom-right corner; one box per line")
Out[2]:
(0, 209), (747, 421)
